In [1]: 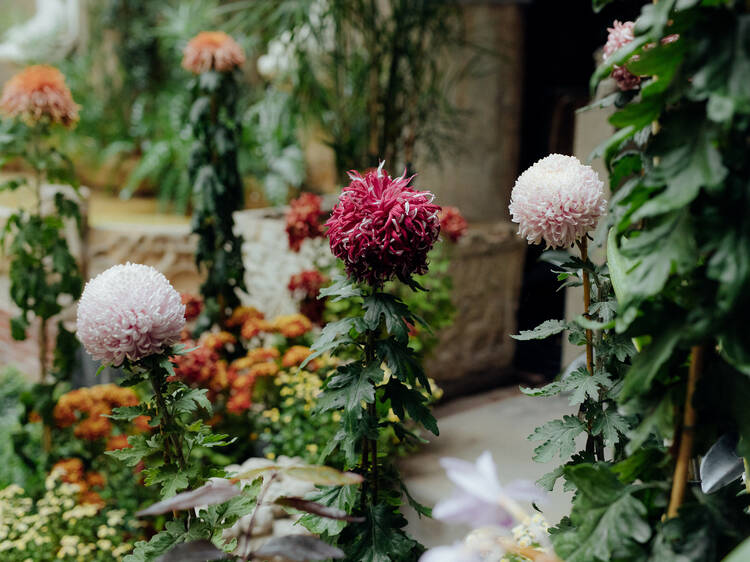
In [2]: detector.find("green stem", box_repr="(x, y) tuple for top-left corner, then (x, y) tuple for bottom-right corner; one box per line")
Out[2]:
(364, 328), (378, 504)
(149, 365), (187, 471)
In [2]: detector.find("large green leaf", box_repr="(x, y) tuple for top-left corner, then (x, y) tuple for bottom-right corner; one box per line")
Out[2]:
(552, 464), (651, 562)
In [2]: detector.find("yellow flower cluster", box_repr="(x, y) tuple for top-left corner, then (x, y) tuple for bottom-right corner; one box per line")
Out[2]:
(274, 368), (324, 410)
(0, 473), (134, 561)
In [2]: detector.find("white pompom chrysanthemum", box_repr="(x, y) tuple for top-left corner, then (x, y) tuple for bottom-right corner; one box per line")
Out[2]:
(77, 263), (186, 366)
(509, 154), (607, 248)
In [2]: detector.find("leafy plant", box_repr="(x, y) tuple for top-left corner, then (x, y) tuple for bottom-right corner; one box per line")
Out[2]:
(526, 1), (750, 559)
(299, 278), (438, 560)
(186, 65), (248, 330)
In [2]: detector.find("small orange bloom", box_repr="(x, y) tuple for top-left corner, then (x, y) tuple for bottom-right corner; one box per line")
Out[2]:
(227, 390), (252, 415)
(0, 65), (79, 126)
(182, 31), (246, 74)
(85, 471), (106, 489)
(106, 434), (131, 451)
(273, 314), (313, 339)
(249, 361), (279, 378)
(282, 345), (312, 368)
(74, 415), (112, 441)
(201, 331), (237, 352)
(133, 415), (152, 433)
(241, 318), (274, 340)
(79, 490), (106, 509)
(52, 458), (85, 483)
(28, 411), (42, 423)
(227, 306), (264, 328)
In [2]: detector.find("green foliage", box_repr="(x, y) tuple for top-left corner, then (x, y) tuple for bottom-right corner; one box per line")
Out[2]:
(187, 69), (247, 329)
(303, 277), (435, 560)
(248, 0), (469, 175)
(107, 352), (233, 500)
(548, 1), (750, 559)
(0, 125), (83, 351)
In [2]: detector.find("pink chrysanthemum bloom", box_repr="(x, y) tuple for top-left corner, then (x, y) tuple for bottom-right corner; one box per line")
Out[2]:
(602, 20), (641, 91)
(286, 193), (324, 252)
(326, 161), (441, 286)
(603, 20), (635, 60)
(182, 31), (246, 74)
(0, 65), (79, 127)
(439, 206), (468, 243)
(77, 263), (186, 366)
(509, 154), (606, 249)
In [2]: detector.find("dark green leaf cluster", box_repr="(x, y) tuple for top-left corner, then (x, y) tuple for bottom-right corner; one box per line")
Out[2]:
(545, 2), (750, 559)
(187, 70), (247, 330)
(107, 353), (233, 500)
(302, 279), (436, 561)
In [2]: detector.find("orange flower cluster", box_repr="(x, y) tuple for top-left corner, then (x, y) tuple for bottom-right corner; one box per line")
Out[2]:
(227, 307), (312, 340)
(273, 314), (313, 339)
(172, 331), (235, 393)
(51, 458), (106, 508)
(53, 385), (144, 441)
(281, 345), (317, 369)
(182, 31), (245, 74)
(226, 348), (284, 414)
(0, 65), (79, 126)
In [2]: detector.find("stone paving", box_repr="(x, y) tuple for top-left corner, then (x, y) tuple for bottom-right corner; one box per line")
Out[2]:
(401, 387), (575, 548)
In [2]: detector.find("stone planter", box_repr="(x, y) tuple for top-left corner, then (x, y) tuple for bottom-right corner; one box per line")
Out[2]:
(424, 222), (526, 394)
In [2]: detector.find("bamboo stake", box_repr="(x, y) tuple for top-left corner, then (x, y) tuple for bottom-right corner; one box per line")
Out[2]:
(578, 238), (594, 376)
(666, 345), (704, 519)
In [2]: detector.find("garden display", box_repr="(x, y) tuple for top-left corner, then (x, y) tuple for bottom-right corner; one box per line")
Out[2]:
(2, 0), (750, 561)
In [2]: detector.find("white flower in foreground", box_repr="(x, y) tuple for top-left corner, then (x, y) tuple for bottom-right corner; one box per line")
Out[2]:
(420, 542), (482, 562)
(509, 154), (606, 248)
(433, 451), (544, 528)
(77, 263), (185, 366)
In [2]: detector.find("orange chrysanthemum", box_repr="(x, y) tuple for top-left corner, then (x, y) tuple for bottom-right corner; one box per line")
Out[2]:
(74, 414), (112, 441)
(273, 314), (313, 339)
(133, 415), (153, 433)
(182, 31), (245, 74)
(79, 490), (106, 508)
(106, 434), (131, 451)
(52, 458), (85, 484)
(0, 65), (79, 126)
(85, 471), (106, 489)
(241, 317), (275, 340)
(227, 306), (265, 328)
(249, 361), (279, 378)
(281, 345), (313, 368)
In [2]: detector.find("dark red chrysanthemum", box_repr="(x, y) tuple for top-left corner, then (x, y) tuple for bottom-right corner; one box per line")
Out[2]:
(286, 193), (324, 252)
(439, 206), (468, 243)
(326, 162), (441, 287)
(288, 270), (328, 324)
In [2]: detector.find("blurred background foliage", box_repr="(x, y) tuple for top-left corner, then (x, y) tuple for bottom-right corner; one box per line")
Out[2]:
(1, 0), (473, 212)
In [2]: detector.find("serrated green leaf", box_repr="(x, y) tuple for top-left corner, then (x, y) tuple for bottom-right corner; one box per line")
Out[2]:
(511, 319), (567, 341)
(564, 369), (612, 406)
(315, 363), (383, 414)
(528, 416), (586, 463)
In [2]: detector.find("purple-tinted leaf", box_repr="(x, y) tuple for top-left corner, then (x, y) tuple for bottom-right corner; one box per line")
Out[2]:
(137, 479), (240, 516)
(254, 535), (344, 561)
(156, 540), (229, 562)
(274, 497), (365, 522)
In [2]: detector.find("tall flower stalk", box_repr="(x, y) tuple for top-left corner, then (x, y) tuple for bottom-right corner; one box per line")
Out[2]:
(183, 32), (247, 331)
(510, 153), (608, 458)
(301, 163), (440, 560)
(77, 263), (232, 501)
(0, 65), (83, 384)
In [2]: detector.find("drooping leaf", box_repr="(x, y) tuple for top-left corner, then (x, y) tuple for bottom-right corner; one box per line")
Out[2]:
(155, 540), (229, 562)
(252, 535), (345, 561)
(275, 497), (364, 522)
(136, 479), (241, 517)
(511, 319), (567, 341)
